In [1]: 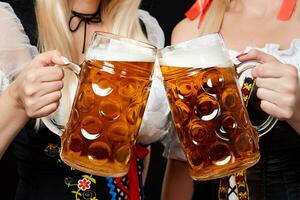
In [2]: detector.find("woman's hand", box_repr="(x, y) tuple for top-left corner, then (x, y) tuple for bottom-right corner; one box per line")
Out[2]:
(237, 49), (299, 120)
(10, 50), (69, 118)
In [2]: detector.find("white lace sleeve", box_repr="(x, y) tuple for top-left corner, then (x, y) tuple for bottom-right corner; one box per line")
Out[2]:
(138, 10), (165, 48)
(135, 10), (171, 144)
(161, 124), (187, 161)
(0, 2), (38, 94)
(137, 60), (173, 144)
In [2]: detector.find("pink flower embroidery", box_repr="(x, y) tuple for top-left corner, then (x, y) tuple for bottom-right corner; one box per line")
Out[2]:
(77, 178), (91, 191)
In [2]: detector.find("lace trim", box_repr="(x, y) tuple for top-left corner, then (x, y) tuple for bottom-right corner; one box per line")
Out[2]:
(230, 38), (300, 56)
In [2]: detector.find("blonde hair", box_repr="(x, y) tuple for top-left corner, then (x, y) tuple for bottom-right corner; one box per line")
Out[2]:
(35, 0), (147, 61)
(35, 0), (148, 128)
(198, 0), (300, 36)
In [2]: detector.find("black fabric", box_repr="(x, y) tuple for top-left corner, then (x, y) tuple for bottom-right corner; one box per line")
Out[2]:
(192, 179), (219, 200)
(245, 121), (300, 200)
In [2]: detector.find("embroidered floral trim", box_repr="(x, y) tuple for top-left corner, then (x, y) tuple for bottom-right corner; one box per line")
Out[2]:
(78, 178), (92, 191)
(65, 174), (98, 200)
(218, 76), (253, 200)
(44, 143), (147, 200)
(44, 143), (60, 157)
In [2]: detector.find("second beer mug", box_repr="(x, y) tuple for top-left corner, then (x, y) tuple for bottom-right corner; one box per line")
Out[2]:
(42, 32), (156, 177)
(159, 33), (277, 180)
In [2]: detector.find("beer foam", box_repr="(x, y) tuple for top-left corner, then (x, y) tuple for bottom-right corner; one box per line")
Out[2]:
(159, 34), (233, 68)
(86, 40), (156, 62)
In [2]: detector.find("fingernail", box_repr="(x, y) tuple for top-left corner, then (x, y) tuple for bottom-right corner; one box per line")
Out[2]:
(61, 56), (70, 65)
(236, 53), (248, 59)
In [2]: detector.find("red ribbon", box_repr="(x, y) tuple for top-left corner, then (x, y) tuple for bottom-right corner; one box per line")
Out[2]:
(277, 0), (297, 20)
(115, 144), (149, 200)
(185, 0), (213, 28)
(185, 0), (296, 28)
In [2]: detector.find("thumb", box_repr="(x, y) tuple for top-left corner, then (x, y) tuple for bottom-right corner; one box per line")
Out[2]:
(236, 49), (279, 63)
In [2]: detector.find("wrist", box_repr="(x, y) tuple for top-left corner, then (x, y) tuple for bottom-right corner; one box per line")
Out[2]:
(5, 81), (25, 111)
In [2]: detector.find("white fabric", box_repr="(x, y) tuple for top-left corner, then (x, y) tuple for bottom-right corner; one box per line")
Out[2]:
(0, 2), (38, 94)
(228, 175), (238, 200)
(138, 9), (165, 49)
(163, 40), (300, 160)
(135, 9), (169, 144)
(45, 10), (169, 144)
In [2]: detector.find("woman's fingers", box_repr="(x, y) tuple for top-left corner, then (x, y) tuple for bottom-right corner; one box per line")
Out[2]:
(257, 88), (296, 119)
(33, 102), (60, 118)
(237, 49), (279, 63)
(36, 81), (64, 97)
(25, 91), (62, 117)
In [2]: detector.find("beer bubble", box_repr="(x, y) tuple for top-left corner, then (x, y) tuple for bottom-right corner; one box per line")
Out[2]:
(114, 145), (131, 164)
(208, 142), (232, 166)
(217, 113), (238, 139)
(235, 133), (254, 154)
(87, 142), (111, 162)
(195, 94), (219, 121)
(68, 135), (85, 152)
(81, 116), (103, 140)
(99, 100), (121, 121)
(187, 150), (204, 168)
(188, 119), (208, 144)
(176, 77), (196, 98)
(108, 122), (129, 143)
(126, 102), (141, 125)
(92, 77), (113, 97)
(68, 108), (80, 130)
(119, 81), (138, 100)
(239, 109), (250, 129)
(201, 68), (224, 94)
(77, 85), (95, 112)
(221, 88), (240, 109)
(174, 100), (191, 125)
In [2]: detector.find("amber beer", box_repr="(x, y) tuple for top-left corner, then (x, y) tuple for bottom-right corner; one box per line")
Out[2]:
(42, 32), (157, 177)
(159, 34), (260, 180)
(61, 59), (154, 177)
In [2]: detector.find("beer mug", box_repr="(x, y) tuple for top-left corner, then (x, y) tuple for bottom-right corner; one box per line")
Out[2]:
(42, 32), (157, 177)
(158, 33), (277, 180)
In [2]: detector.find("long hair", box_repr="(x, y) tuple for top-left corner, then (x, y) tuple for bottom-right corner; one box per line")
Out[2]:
(35, 0), (148, 128)
(35, 0), (147, 61)
(198, 0), (300, 36)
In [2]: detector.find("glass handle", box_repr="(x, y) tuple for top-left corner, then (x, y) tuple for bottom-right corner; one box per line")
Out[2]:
(236, 60), (278, 137)
(41, 62), (81, 137)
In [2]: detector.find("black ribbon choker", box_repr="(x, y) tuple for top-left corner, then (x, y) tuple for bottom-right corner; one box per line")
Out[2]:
(69, 8), (101, 54)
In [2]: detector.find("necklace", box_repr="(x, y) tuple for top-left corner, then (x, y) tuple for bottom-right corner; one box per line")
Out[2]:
(69, 7), (101, 53)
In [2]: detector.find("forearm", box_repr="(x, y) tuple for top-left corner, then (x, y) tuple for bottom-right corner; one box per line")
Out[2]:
(0, 83), (29, 158)
(161, 159), (194, 200)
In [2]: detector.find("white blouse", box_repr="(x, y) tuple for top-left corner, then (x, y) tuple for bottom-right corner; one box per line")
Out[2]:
(0, 2), (170, 144)
(0, 2), (38, 94)
(163, 41), (300, 161)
